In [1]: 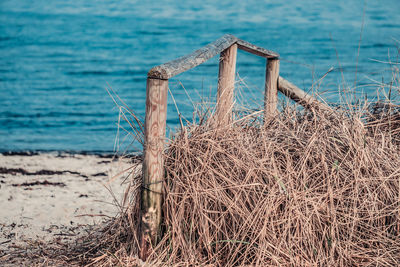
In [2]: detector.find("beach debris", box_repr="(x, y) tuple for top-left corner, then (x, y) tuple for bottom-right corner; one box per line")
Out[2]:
(0, 167), (88, 178)
(11, 180), (66, 187)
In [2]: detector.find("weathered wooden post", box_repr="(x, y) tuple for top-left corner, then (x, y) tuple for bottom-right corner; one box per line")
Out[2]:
(138, 35), (238, 260)
(140, 77), (168, 260)
(215, 44), (237, 126)
(264, 58), (280, 121)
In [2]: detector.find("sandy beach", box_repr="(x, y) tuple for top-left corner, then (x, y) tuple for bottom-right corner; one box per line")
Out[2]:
(0, 152), (141, 264)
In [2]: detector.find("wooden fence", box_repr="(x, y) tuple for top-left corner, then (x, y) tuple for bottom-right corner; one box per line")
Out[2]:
(139, 34), (329, 259)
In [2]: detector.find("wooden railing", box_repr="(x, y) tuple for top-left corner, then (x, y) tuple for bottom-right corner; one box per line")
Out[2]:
(139, 34), (329, 259)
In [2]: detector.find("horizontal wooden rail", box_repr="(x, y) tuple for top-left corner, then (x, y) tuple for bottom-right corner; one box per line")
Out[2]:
(148, 34), (237, 79)
(148, 34), (279, 80)
(278, 77), (331, 112)
(236, 39), (279, 59)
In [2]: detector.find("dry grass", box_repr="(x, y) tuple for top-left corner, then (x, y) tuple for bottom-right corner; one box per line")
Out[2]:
(78, 96), (400, 266)
(29, 75), (399, 266)
(144, 104), (400, 266)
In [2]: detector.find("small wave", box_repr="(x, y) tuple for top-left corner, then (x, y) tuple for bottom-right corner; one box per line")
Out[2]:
(65, 70), (142, 76)
(380, 23), (399, 28)
(137, 30), (167, 36)
(0, 37), (13, 42)
(0, 111), (112, 119)
(361, 43), (391, 49)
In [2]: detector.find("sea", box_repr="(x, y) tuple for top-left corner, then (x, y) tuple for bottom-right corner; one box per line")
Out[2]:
(0, 0), (399, 152)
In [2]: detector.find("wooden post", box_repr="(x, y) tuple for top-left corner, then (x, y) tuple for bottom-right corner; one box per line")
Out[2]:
(215, 44), (237, 126)
(139, 77), (168, 260)
(264, 58), (280, 121)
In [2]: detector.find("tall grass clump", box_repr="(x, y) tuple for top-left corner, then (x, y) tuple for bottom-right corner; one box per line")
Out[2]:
(140, 101), (399, 266)
(87, 100), (400, 266)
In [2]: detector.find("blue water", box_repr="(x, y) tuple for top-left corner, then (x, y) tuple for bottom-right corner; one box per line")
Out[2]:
(0, 0), (399, 152)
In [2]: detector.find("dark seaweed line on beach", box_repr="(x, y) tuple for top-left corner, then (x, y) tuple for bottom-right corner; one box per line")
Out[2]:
(0, 167), (89, 178)
(12, 180), (67, 187)
(0, 150), (142, 159)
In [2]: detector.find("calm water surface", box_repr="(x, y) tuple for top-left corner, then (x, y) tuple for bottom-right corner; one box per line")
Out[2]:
(0, 0), (399, 152)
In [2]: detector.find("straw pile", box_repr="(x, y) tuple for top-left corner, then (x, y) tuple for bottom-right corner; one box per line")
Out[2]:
(57, 101), (400, 266)
(145, 103), (400, 266)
